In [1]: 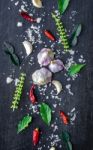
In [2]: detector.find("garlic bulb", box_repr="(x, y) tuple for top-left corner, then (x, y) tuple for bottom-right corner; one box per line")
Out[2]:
(32, 68), (52, 85)
(32, 0), (42, 8)
(37, 48), (54, 66)
(49, 59), (64, 73)
(52, 80), (62, 94)
(23, 41), (32, 56)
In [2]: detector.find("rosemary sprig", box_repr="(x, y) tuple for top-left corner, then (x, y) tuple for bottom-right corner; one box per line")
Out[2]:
(11, 73), (26, 111)
(52, 12), (70, 51)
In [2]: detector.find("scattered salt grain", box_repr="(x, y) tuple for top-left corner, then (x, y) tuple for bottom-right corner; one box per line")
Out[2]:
(17, 22), (23, 27)
(66, 84), (74, 95)
(71, 107), (75, 112)
(69, 49), (75, 55)
(65, 56), (75, 70)
(29, 104), (39, 114)
(49, 134), (61, 146)
(19, 5), (27, 12)
(68, 108), (77, 124)
(6, 77), (13, 84)
(14, 78), (19, 86)
(37, 18), (42, 23)
(15, 1), (19, 6)
(26, 24), (42, 44)
(53, 104), (57, 108)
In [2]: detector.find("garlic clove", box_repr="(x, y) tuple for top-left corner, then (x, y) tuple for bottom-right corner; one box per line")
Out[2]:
(37, 48), (54, 66)
(23, 41), (32, 56)
(49, 59), (64, 73)
(50, 147), (56, 150)
(52, 80), (62, 94)
(32, 68), (52, 85)
(32, 0), (42, 8)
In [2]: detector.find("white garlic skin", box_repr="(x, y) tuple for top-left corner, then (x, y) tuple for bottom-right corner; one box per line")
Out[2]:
(32, 0), (42, 8)
(37, 48), (54, 66)
(50, 147), (56, 150)
(23, 41), (32, 56)
(49, 59), (64, 73)
(32, 68), (52, 85)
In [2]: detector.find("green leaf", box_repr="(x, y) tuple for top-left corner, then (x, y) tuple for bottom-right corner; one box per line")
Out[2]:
(4, 42), (14, 54)
(10, 53), (20, 66)
(58, 0), (70, 14)
(62, 132), (72, 150)
(62, 131), (70, 143)
(4, 42), (20, 66)
(40, 103), (52, 126)
(69, 24), (82, 47)
(68, 64), (85, 76)
(66, 141), (72, 150)
(17, 115), (32, 133)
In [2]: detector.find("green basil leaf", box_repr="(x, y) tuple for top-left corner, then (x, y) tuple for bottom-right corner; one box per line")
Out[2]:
(66, 141), (72, 150)
(75, 24), (82, 36)
(10, 53), (20, 66)
(40, 103), (52, 126)
(4, 42), (20, 66)
(69, 24), (82, 47)
(62, 131), (70, 143)
(4, 42), (14, 54)
(68, 64), (85, 76)
(58, 0), (70, 14)
(17, 115), (32, 133)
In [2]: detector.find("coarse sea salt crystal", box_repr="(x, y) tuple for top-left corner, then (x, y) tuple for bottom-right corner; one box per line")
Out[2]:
(37, 18), (41, 23)
(19, 5), (27, 12)
(15, 1), (19, 6)
(17, 22), (23, 27)
(6, 77), (13, 84)
(68, 108), (77, 124)
(66, 84), (74, 95)
(14, 78), (19, 86)
(69, 49), (75, 55)
(29, 104), (39, 114)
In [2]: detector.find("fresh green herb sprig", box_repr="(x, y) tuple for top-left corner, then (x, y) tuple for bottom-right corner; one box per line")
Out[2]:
(11, 73), (26, 111)
(52, 12), (70, 51)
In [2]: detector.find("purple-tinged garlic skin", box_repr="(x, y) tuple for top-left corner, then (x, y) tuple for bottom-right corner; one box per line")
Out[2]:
(32, 68), (52, 85)
(37, 48), (54, 66)
(49, 59), (64, 73)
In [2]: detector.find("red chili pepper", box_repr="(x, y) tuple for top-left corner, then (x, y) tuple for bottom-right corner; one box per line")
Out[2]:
(60, 111), (69, 125)
(33, 128), (40, 146)
(44, 30), (56, 41)
(20, 11), (36, 22)
(29, 84), (36, 104)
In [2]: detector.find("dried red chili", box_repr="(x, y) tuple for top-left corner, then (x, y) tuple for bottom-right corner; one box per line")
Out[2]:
(44, 30), (56, 41)
(33, 128), (40, 146)
(60, 111), (69, 125)
(20, 11), (36, 22)
(29, 84), (36, 104)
